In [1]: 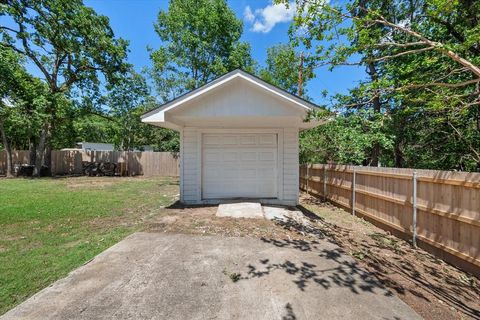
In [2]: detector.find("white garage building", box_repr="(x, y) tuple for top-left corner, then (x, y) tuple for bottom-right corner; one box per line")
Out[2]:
(142, 70), (322, 205)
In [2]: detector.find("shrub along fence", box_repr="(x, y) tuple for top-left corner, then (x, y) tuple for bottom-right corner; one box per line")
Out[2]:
(300, 164), (480, 275)
(0, 150), (180, 177)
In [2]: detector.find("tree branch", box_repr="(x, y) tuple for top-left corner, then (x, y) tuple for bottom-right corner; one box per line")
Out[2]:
(318, 3), (480, 79)
(372, 41), (428, 48)
(0, 42), (26, 55)
(313, 60), (361, 68)
(16, 22), (54, 85)
(368, 12), (480, 78)
(0, 26), (20, 34)
(448, 121), (480, 162)
(369, 46), (435, 62)
(398, 78), (480, 90)
(428, 15), (480, 56)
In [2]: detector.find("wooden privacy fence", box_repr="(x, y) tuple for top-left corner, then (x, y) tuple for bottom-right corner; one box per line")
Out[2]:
(0, 150), (30, 175)
(300, 164), (480, 275)
(0, 150), (180, 177)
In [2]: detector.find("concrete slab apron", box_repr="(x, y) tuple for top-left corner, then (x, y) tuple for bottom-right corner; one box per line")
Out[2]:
(1, 233), (421, 320)
(216, 202), (264, 219)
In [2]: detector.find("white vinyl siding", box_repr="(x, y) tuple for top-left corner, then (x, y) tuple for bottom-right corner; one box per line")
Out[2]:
(283, 128), (299, 203)
(182, 127), (199, 203)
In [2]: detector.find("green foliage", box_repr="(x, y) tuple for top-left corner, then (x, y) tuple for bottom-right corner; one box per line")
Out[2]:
(71, 115), (114, 146)
(300, 111), (394, 165)
(1, 0), (129, 171)
(259, 43), (314, 95)
(106, 71), (149, 151)
(0, 47), (48, 150)
(1, 0), (128, 91)
(67, 71), (180, 152)
(102, 71), (179, 152)
(149, 0), (255, 100)
(282, 0), (480, 171)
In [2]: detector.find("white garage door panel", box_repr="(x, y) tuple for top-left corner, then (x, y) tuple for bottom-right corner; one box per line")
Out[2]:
(202, 133), (278, 199)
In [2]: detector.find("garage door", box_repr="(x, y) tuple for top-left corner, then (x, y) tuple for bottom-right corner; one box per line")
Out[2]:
(202, 133), (278, 199)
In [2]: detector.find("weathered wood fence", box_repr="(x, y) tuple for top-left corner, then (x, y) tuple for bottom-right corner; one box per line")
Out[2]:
(300, 164), (480, 275)
(0, 150), (180, 177)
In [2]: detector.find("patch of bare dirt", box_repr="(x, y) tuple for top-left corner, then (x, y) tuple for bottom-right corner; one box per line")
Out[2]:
(146, 203), (314, 240)
(61, 239), (84, 249)
(64, 176), (159, 189)
(146, 197), (480, 320)
(1, 234), (26, 241)
(66, 180), (115, 189)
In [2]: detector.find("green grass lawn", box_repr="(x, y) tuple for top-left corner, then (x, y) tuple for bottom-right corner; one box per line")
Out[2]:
(0, 176), (178, 315)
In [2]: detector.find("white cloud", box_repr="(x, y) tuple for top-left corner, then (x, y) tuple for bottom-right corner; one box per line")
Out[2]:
(244, 1), (296, 33)
(243, 6), (255, 23)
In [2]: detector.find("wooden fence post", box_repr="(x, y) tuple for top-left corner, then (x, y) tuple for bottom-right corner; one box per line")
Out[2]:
(323, 165), (327, 201)
(306, 164), (310, 195)
(352, 166), (356, 216)
(412, 171), (418, 248)
(50, 150), (55, 176)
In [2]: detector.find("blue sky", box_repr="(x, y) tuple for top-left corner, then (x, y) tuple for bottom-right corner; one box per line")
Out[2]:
(17, 0), (367, 106)
(85, 0), (367, 105)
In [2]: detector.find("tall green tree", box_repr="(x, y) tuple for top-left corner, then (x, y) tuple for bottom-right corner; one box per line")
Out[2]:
(0, 47), (48, 176)
(282, 0), (480, 171)
(149, 0), (255, 101)
(103, 70), (179, 152)
(0, 0), (128, 175)
(106, 71), (149, 151)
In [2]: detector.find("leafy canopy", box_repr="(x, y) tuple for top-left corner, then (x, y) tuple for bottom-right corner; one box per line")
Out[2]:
(280, 0), (480, 170)
(259, 43), (315, 96)
(149, 0), (255, 101)
(0, 0), (129, 93)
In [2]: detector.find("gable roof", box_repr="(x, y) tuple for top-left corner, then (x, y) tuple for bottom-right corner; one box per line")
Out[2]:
(141, 69), (319, 120)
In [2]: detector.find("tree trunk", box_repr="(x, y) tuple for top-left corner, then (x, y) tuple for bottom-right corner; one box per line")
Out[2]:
(44, 142), (52, 176)
(394, 140), (404, 167)
(29, 138), (37, 166)
(393, 117), (406, 167)
(34, 95), (57, 177)
(33, 122), (50, 176)
(0, 118), (13, 177)
(367, 60), (382, 167)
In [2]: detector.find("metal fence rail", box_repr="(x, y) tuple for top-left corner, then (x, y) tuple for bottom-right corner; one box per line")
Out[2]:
(300, 164), (480, 276)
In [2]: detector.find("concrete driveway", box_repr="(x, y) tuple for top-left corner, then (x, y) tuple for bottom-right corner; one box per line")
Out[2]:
(2, 232), (420, 320)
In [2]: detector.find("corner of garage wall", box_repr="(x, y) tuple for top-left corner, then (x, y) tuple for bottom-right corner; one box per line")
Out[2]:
(179, 128), (184, 203)
(283, 128), (299, 204)
(181, 127), (200, 204)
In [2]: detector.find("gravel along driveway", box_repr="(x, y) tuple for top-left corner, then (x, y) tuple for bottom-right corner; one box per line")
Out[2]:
(1, 232), (421, 320)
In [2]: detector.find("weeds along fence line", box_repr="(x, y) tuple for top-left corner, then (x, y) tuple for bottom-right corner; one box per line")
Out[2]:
(300, 164), (480, 276)
(0, 150), (180, 177)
